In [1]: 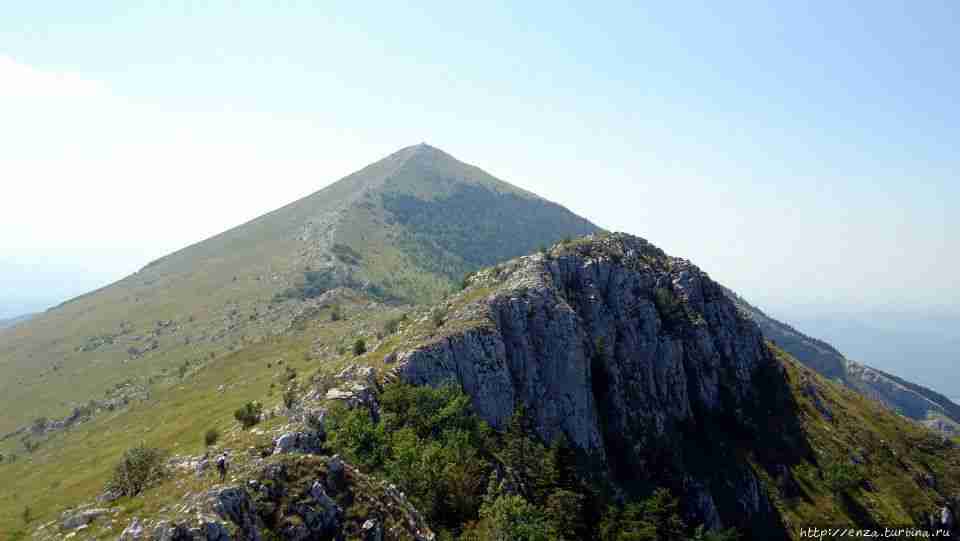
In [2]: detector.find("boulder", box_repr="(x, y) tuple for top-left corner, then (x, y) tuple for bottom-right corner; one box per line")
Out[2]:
(362, 518), (383, 541)
(196, 458), (210, 477)
(61, 508), (108, 530)
(209, 486), (261, 539)
(97, 488), (122, 504)
(119, 517), (144, 540)
(309, 481), (342, 533)
(273, 431), (323, 455)
(941, 505), (954, 529)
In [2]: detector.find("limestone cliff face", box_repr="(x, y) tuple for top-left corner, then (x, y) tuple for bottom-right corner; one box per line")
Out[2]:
(394, 233), (803, 535)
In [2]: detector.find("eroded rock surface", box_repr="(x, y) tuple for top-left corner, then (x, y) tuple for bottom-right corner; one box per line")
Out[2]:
(395, 233), (807, 535)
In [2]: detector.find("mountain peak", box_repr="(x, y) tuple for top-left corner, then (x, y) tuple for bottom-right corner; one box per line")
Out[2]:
(388, 142), (445, 162)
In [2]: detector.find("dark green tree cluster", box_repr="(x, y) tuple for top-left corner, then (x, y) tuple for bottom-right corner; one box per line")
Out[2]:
(325, 383), (737, 540)
(824, 460), (865, 495)
(380, 185), (597, 281)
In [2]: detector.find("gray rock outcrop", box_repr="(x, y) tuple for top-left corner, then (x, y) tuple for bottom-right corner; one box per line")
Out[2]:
(272, 431), (323, 455)
(395, 233), (803, 535)
(61, 507), (109, 530)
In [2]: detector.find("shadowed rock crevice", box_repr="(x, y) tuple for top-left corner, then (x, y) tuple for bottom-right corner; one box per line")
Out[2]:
(395, 233), (811, 538)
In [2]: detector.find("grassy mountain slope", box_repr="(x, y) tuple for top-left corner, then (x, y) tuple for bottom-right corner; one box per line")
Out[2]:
(5, 238), (959, 540)
(726, 289), (960, 435)
(0, 144), (599, 435)
(0, 298), (406, 537)
(4, 145), (958, 539)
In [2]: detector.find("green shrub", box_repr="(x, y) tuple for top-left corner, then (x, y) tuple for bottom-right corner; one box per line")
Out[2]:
(824, 460), (864, 494)
(383, 316), (403, 336)
(599, 488), (684, 541)
(431, 309), (447, 329)
(353, 339), (367, 356)
(330, 304), (343, 321)
(204, 428), (220, 447)
(234, 401), (263, 429)
(106, 443), (167, 497)
(473, 494), (554, 541)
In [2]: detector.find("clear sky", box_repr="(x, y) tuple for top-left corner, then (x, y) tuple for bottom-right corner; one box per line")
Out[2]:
(1, 1), (957, 321)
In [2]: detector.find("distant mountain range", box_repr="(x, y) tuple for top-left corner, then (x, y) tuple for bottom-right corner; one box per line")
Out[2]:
(788, 311), (960, 399)
(725, 289), (960, 435)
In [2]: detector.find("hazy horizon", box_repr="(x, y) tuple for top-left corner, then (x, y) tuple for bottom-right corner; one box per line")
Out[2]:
(3, 4), (958, 350)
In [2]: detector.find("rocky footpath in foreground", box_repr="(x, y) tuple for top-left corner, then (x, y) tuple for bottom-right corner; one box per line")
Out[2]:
(108, 454), (432, 541)
(31, 366), (431, 541)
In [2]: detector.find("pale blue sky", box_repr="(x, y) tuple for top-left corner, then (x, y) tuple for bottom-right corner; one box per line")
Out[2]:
(1, 1), (957, 322)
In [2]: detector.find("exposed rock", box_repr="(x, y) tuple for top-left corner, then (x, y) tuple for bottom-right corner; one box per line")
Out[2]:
(145, 518), (232, 541)
(209, 486), (260, 538)
(361, 518), (383, 541)
(198, 518), (233, 541)
(119, 517), (144, 540)
(273, 431), (323, 455)
(61, 508), (109, 530)
(941, 505), (954, 529)
(151, 520), (175, 541)
(196, 458), (211, 477)
(97, 488), (123, 504)
(325, 369), (380, 420)
(685, 479), (723, 531)
(304, 480), (341, 534)
(801, 380), (834, 422)
(395, 233), (804, 534)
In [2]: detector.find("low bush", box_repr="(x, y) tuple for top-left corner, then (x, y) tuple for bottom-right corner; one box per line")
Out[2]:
(234, 401), (263, 429)
(105, 443), (167, 497)
(204, 428), (220, 447)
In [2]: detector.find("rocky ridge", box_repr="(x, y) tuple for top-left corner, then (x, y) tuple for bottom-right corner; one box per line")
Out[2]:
(391, 233), (803, 536)
(32, 365), (431, 541)
(382, 232), (960, 539)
